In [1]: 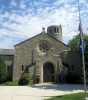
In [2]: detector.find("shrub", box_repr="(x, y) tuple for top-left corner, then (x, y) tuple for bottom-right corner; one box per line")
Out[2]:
(5, 81), (18, 86)
(36, 75), (40, 84)
(66, 72), (80, 84)
(0, 81), (18, 86)
(0, 56), (7, 83)
(36, 75), (40, 78)
(19, 73), (31, 85)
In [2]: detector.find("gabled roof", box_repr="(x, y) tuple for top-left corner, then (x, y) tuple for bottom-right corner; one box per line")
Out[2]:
(0, 49), (14, 55)
(15, 31), (70, 48)
(14, 32), (43, 47)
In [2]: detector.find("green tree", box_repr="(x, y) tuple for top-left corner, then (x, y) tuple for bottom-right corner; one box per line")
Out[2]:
(67, 34), (79, 50)
(67, 34), (88, 52)
(0, 56), (7, 83)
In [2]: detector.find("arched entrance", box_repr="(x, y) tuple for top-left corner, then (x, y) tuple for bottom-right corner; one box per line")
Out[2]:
(43, 62), (54, 82)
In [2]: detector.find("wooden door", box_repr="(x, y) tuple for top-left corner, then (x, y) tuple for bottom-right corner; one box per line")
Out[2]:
(43, 62), (54, 82)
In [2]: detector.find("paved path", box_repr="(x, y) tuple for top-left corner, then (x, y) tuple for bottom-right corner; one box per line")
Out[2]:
(0, 83), (88, 100)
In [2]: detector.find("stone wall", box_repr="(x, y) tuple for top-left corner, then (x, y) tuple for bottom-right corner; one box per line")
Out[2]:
(12, 32), (70, 82)
(60, 50), (82, 77)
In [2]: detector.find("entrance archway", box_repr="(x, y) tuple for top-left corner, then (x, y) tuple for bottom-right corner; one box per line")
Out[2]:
(43, 62), (54, 82)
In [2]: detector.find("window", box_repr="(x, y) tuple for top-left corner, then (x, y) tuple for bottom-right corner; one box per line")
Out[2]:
(38, 40), (50, 53)
(22, 65), (24, 71)
(7, 65), (9, 71)
(57, 28), (59, 33)
(55, 28), (56, 33)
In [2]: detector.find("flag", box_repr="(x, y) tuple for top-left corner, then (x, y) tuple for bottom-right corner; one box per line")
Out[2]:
(79, 37), (83, 54)
(78, 23), (84, 54)
(78, 24), (84, 37)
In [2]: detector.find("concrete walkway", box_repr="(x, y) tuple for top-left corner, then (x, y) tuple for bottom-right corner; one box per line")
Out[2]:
(0, 83), (88, 100)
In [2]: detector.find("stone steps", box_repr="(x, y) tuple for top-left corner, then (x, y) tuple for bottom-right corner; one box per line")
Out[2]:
(35, 82), (56, 86)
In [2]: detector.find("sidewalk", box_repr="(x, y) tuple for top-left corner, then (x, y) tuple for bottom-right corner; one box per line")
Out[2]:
(0, 84), (87, 100)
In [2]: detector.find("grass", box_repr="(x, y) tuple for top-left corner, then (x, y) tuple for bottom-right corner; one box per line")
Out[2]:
(46, 92), (88, 100)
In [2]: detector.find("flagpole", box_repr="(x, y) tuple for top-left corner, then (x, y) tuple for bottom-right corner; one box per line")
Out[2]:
(78, 0), (88, 99)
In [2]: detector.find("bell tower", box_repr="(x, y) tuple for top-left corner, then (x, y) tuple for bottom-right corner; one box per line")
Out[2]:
(47, 25), (62, 42)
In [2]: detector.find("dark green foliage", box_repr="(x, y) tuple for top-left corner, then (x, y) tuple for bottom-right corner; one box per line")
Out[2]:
(67, 34), (79, 50)
(36, 75), (40, 78)
(0, 81), (18, 86)
(36, 75), (40, 84)
(4, 81), (18, 86)
(18, 73), (31, 85)
(66, 73), (80, 84)
(67, 34), (88, 51)
(6, 76), (12, 82)
(0, 56), (7, 83)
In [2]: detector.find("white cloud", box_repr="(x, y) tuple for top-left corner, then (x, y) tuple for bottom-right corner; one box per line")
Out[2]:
(80, 0), (86, 4)
(0, 0), (88, 49)
(53, 0), (76, 6)
(33, 0), (49, 7)
(20, 2), (26, 9)
(11, 0), (17, 7)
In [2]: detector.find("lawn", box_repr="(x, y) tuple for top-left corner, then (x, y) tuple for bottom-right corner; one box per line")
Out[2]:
(46, 92), (88, 100)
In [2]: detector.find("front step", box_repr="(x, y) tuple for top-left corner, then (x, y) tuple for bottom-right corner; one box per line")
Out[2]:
(35, 82), (55, 86)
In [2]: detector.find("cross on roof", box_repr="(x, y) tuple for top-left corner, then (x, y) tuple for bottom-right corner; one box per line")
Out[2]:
(42, 27), (45, 31)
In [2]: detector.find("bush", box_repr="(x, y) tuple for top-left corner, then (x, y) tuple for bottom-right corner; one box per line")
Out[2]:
(0, 81), (18, 86)
(18, 73), (31, 85)
(66, 72), (80, 84)
(36, 75), (40, 78)
(36, 75), (40, 84)
(0, 56), (7, 83)
(5, 81), (18, 86)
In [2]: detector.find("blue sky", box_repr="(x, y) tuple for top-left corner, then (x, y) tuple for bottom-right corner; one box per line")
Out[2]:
(0, 0), (88, 49)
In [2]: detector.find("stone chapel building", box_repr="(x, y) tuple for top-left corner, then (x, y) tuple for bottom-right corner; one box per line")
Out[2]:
(0, 25), (82, 83)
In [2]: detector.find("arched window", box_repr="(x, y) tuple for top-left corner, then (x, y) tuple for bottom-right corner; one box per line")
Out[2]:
(55, 28), (56, 33)
(57, 28), (59, 33)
